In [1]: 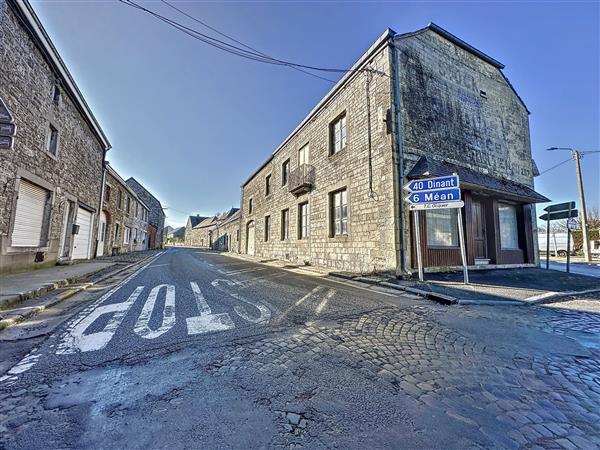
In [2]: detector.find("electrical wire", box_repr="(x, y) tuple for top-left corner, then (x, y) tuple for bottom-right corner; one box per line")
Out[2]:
(538, 157), (572, 176)
(159, 0), (336, 83)
(117, 0), (385, 78)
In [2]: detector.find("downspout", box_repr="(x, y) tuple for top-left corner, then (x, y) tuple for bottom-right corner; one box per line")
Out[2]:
(95, 149), (107, 258)
(390, 37), (407, 275)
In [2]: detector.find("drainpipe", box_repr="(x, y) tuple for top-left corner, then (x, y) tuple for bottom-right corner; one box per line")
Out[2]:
(95, 150), (107, 258)
(390, 38), (407, 275)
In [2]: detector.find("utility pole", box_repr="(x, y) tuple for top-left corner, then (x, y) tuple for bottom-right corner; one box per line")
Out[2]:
(573, 150), (591, 262)
(546, 147), (599, 263)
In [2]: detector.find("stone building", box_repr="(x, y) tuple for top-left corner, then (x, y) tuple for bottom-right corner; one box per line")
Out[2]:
(212, 209), (241, 252)
(240, 23), (548, 275)
(184, 215), (208, 247)
(98, 164), (149, 256)
(126, 177), (165, 249)
(185, 208), (240, 250)
(0, 0), (111, 273)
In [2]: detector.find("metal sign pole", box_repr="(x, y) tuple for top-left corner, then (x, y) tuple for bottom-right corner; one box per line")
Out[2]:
(546, 216), (550, 269)
(566, 204), (572, 273)
(414, 211), (424, 282)
(457, 207), (469, 284)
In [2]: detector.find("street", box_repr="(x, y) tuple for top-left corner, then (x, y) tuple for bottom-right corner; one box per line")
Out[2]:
(1, 247), (600, 449)
(547, 259), (600, 278)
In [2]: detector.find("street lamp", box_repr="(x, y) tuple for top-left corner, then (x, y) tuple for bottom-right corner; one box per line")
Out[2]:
(546, 147), (600, 262)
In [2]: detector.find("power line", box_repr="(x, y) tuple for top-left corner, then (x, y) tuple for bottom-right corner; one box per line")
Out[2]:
(159, 0), (336, 83)
(538, 157), (572, 176)
(117, 0), (385, 79)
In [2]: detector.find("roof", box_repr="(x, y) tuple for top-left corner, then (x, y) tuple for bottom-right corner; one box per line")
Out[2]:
(219, 209), (241, 227)
(406, 156), (550, 203)
(194, 216), (217, 229)
(188, 215), (208, 227)
(126, 177), (164, 214)
(11, 0), (111, 150)
(173, 226), (186, 239)
(105, 164), (149, 209)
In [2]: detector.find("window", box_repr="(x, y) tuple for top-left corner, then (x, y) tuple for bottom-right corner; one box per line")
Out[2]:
(124, 227), (131, 245)
(330, 189), (348, 236)
(135, 202), (139, 218)
(264, 215), (271, 241)
(298, 143), (309, 165)
(282, 159), (290, 186)
(330, 113), (347, 155)
(281, 209), (289, 240)
(499, 203), (519, 249)
(11, 179), (51, 247)
(46, 124), (58, 156)
(117, 190), (122, 209)
(114, 223), (120, 242)
(104, 185), (111, 202)
(126, 197), (131, 215)
(53, 85), (61, 105)
(426, 209), (458, 247)
(237, 229), (240, 241)
(248, 198), (253, 214)
(298, 202), (309, 239)
(265, 174), (272, 196)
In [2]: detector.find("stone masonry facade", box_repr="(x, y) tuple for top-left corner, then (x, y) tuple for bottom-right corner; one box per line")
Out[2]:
(0, 0), (109, 273)
(126, 177), (165, 249)
(240, 25), (546, 275)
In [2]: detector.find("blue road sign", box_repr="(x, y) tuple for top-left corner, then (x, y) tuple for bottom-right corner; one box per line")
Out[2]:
(405, 188), (461, 204)
(404, 175), (459, 193)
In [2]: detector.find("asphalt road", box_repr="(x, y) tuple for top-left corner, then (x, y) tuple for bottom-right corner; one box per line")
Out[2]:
(547, 260), (600, 278)
(1, 248), (600, 449)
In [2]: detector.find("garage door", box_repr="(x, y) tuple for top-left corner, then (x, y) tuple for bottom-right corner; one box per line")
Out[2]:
(11, 179), (50, 247)
(72, 207), (92, 260)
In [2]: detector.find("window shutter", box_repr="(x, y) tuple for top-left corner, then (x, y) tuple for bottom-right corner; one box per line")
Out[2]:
(12, 180), (50, 247)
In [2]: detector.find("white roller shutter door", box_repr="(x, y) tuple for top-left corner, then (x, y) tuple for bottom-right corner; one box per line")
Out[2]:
(11, 180), (49, 247)
(72, 207), (92, 259)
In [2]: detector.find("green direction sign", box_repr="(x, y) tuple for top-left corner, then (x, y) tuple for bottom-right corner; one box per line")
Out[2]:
(544, 201), (575, 213)
(539, 209), (578, 221)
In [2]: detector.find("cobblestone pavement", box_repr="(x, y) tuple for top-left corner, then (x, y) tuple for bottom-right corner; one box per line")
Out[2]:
(1, 248), (599, 449)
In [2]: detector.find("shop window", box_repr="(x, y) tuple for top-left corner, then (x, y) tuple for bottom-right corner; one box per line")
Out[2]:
(499, 203), (519, 249)
(426, 209), (458, 247)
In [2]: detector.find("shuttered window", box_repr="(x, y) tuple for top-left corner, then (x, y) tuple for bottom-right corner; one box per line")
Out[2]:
(11, 180), (51, 247)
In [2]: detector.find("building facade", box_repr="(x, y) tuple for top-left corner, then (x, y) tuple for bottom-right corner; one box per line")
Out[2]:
(126, 177), (165, 249)
(184, 215), (208, 247)
(212, 209), (241, 252)
(240, 24), (548, 275)
(98, 164), (149, 256)
(0, 0), (111, 273)
(185, 209), (240, 251)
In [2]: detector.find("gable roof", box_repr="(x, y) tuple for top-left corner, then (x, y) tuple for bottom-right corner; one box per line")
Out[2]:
(188, 215), (207, 227)
(125, 177), (164, 214)
(11, 0), (111, 150)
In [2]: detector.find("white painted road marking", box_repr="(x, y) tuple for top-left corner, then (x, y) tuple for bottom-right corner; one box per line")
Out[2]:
(186, 282), (235, 335)
(134, 284), (176, 339)
(315, 289), (336, 315)
(211, 279), (271, 324)
(58, 286), (144, 354)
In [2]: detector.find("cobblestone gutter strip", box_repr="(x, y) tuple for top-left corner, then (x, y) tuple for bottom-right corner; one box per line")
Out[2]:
(0, 253), (158, 331)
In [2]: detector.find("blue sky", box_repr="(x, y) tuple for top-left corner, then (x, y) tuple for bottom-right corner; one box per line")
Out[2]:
(31, 0), (599, 228)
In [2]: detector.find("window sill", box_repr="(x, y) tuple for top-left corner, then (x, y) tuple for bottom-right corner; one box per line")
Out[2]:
(328, 146), (347, 159)
(43, 149), (58, 161)
(329, 234), (349, 241)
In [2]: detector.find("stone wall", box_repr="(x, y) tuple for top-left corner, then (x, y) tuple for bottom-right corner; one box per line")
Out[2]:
(126, 178), (164, 248)
(213, 215), (240, 253)
(0, 1), (106, 272)
(240, 43), (398, 274)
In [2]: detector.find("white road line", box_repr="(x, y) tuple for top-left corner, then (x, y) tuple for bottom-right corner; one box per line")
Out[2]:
(186, 281), (235, 335)
(296, 286), (324, 306)
(134, 284), (176, 339)
(315, 289), (336, 315)
(236, 272), (287, 288)
(218, 267), (268, 276)
(148, 263), (170, 268)
(211, 279), (271, 324)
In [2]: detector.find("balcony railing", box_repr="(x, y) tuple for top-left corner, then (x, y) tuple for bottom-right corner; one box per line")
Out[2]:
(288, 164), (315, 196)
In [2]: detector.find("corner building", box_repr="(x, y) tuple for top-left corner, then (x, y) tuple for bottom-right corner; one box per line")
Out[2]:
(240, 24), (548, 275)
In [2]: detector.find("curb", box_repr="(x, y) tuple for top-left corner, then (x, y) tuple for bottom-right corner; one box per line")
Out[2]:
(526, 287), (600, 305)
(0, 253), (159, 331)
(379, 281), (458, 305)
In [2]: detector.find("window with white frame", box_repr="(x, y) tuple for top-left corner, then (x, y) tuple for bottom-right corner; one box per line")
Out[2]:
(330, 188), (348, 236)
(426, 209), (458, 247)
(298, 202), (309, 239)
(499, 203), (519, 249)
(124, 226), (131, 245)
(330, 114), (347, 155)
(281, 209), (289, 240)
(298, 143), (310, 165)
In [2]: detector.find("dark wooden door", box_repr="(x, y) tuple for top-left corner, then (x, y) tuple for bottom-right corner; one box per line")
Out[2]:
(471, 200), (487, 259)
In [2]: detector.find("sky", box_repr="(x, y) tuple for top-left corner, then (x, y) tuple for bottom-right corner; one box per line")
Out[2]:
(31, 0), (599, 228)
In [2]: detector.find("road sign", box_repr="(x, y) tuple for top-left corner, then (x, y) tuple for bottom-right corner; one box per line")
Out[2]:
(405, 188), (461, 205)
(0, 136), (13, 150)
(539, 209), (578, 222)
(408, 200), (464, 211)
(404, 175), (460, 193)
(0, 98), (13, 123)
(567, 218), (577, 230)
(544, 201), (575, 213)
(0, 122), (16, 137)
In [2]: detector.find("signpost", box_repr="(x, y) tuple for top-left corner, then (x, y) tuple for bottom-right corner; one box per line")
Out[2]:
(540, 202), (578, 273)
(405, 174), (468, 284)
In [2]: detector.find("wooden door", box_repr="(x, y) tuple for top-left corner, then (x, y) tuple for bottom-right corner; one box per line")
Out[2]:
(471, 199), (487, 259)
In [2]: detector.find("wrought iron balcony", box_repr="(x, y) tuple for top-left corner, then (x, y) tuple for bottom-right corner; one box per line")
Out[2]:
(288, 164), (315, 196)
